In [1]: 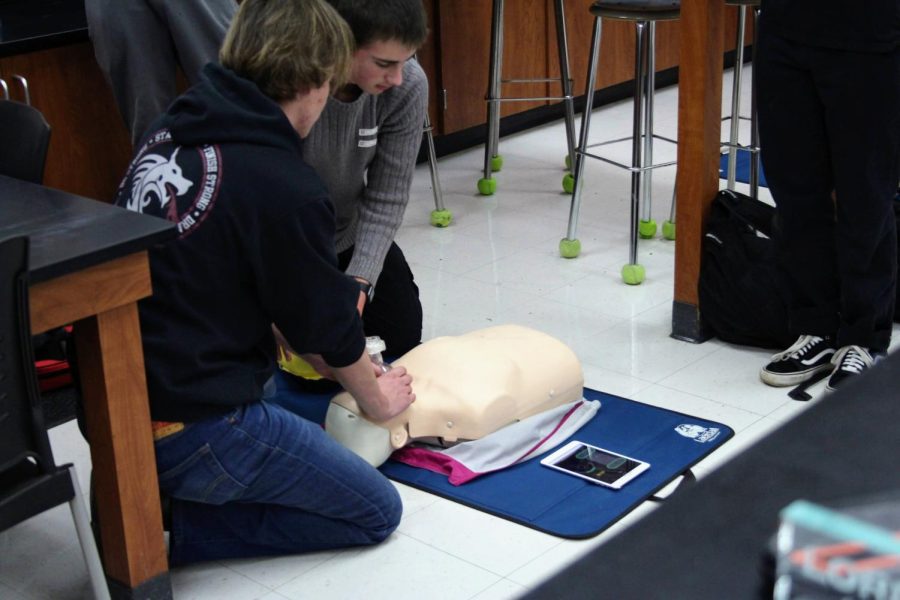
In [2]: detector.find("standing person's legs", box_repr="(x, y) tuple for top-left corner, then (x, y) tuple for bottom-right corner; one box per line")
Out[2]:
(339, 243), (423, 356)
(86, 0), (177, 146)
(756, 29), (839, 339)
(157, 0), (237, 85)
(154, 401), (402, 566)
(815, 46), (900, 354)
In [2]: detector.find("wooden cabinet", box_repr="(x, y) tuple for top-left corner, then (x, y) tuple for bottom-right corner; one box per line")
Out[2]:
(433, 0), (550, 134)
(0, 42), (132, 202)
(421, 0), (750, 136)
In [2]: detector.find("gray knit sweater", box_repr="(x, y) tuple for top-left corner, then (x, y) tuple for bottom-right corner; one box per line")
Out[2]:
(303, 60), (427, 286)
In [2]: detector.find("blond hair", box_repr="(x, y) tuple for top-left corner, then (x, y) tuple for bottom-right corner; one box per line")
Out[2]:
(220, 0), (354, 101)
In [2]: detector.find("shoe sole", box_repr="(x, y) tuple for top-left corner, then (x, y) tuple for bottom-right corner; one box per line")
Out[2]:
(760, 363), (833, 387)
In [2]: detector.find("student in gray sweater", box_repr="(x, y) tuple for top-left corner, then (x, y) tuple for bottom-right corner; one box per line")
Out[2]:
(303, 0), (428, 358)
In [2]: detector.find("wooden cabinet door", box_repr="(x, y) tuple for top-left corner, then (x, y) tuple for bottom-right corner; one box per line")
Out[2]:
(0, 43), (132, 202)
(417, 0), (442, 134)
(437, 0), (550, 134)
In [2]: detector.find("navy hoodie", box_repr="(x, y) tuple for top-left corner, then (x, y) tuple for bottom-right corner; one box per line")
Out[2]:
(115, 63), (364, 422)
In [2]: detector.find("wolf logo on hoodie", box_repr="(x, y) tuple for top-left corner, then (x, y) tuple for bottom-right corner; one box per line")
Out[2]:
(121, 128), (222, 237)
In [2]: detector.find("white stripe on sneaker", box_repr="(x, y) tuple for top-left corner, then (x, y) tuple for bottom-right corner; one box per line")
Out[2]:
(800, 349), (835, 366)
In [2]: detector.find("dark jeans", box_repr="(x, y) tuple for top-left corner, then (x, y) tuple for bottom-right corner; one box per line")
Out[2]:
(154, 401), (402, 566)
(756, 27), (900, 352)
(339, 242), (422, 357)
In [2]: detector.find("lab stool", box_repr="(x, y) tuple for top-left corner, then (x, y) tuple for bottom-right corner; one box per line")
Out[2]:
(561, 0), (680, 286)
(415, 52), (451, 227)
(722, 0), (761, 199)
(424, 111), (451, 227)
(477, 0), (578, 196)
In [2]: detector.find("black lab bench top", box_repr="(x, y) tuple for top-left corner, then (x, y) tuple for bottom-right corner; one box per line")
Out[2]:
(0, 174), (175, 282)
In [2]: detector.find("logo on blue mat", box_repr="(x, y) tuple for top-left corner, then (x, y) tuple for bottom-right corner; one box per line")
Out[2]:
(675, 424), (720, 443)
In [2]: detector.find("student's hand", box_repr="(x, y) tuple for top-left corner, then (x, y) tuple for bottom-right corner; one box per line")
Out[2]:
(374, 366), (415, 420)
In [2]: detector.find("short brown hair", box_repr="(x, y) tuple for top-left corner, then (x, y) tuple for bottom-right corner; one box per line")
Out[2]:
(326, 0), (428, 49)
(220, 0), (354, 101)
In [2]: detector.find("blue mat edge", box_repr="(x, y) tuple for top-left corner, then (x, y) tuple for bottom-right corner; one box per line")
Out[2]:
(380, 388), (735, 540)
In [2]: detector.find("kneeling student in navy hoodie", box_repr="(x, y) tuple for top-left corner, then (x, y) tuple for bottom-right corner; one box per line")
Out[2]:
(114, 0), (415, 565)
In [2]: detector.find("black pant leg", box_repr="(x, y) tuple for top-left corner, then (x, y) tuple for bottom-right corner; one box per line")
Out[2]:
(756, 28), (840, 338)
(338, 243), (423, 357)
(813, 45), (900, 352)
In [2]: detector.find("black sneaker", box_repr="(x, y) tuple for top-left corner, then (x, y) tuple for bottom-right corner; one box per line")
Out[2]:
(760, 335), (836, 387)
(825, 345), (874, 392)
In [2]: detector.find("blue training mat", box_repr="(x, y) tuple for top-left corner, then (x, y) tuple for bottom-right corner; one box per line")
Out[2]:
(268, 373), (734, 540)
(380, 388), (733, 539)
(719, 148), (768, 187)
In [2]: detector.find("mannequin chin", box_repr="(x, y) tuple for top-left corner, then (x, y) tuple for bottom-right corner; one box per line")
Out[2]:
(324, 324), (584, 466)
(324, 403), (396, 466)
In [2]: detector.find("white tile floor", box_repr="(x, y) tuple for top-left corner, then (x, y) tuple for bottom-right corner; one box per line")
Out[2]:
(3, 67), (898, 599)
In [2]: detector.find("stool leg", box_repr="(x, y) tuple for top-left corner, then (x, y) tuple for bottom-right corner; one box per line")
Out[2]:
(638, 21), (657, 239)
(623, 21), (647, 285)
(479, 0), (505, 195)
(727, 5), (748, 191)
(425, 113), (451, 227)
(663, 186), (677, 239)
(560, 15), (602, 259)
(748, 5), (761, 199)
(554, 0), (578, 194)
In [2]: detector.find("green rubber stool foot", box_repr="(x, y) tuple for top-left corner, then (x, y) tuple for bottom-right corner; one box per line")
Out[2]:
(562, 173), (575, 194)
(559, 238), (581, 258)
(638, 219), (657, 239)
(564, 154), (572, 170)
(621, 264), (646, 285)
(662, 220), (676, 240)
(490, 155), (504, 172)
(430, 209), (452, 228)
(477, 177), (497, 196)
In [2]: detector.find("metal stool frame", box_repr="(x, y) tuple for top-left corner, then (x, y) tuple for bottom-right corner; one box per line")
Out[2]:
(722, 0), (761, 199)
(478, 0), (578, 196)
(562, 8), (679, 286)
(423, 111), (451, 227)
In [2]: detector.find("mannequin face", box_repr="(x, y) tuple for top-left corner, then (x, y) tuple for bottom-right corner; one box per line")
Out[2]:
(348, 39), (417, 95)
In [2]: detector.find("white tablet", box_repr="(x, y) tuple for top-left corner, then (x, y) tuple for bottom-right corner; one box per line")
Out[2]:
(540, 440), (650, 489)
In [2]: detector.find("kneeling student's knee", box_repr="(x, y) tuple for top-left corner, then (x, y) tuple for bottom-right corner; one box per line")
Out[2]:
(366, 487), (403, 544)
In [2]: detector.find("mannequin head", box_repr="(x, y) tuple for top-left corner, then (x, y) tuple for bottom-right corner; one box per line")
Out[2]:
(325, 324), (584, 465)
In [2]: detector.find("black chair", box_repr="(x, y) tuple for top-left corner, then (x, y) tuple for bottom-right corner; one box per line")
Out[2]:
(0, 236), (110, 600)
(0, 99), (52, 184)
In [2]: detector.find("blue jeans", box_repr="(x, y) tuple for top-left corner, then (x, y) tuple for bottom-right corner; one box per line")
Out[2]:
(154, 400), (402, 566)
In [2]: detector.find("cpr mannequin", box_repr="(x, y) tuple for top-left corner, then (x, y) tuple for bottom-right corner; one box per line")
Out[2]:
(325, 324), (584, 467)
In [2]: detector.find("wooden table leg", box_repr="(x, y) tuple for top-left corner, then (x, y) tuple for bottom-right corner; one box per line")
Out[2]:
(74, 303), (173, 599)
(672, 0), (725, 342)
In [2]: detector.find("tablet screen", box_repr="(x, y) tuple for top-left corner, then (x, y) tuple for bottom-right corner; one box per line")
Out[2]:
(552, 444), (644, 485)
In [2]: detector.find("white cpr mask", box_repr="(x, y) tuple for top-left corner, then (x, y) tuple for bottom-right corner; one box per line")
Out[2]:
(324, 324), (584, 466)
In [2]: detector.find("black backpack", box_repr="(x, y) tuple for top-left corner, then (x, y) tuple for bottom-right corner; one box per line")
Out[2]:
(699, 190), (794, 349)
